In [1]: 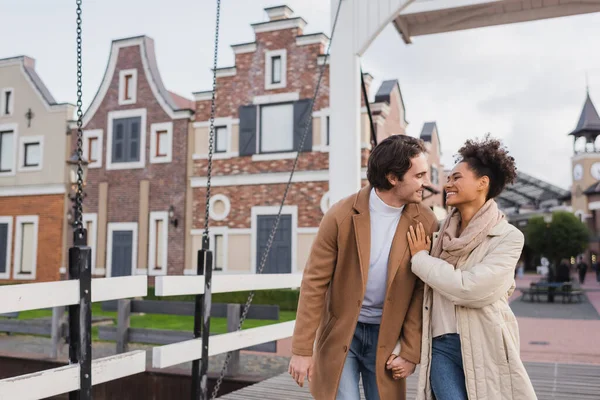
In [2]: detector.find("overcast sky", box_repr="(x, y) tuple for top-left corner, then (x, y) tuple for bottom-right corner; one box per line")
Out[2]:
(3, 0), (600, 189)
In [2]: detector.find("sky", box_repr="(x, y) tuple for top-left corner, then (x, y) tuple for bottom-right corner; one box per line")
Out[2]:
(3, 0), (600, 190)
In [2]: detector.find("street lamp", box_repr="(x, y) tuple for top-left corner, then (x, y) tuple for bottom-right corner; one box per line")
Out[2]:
(66, 150), (89, 229)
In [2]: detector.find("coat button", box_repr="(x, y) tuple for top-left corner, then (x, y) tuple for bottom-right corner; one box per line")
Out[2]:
(424, 306), (429, 310)
(343, 345), (348, 352)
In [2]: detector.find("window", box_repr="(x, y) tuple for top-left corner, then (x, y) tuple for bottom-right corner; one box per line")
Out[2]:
(113, 117), (141, 163)
(24, 142), (40, 167)
(431, 165), (439, 186)
(271, 56), (282, 84)
(1, 89), (14, 116)
(88, 137), (99, 162)
(214, 234), (224, 271)
(107, 110), (146, 170)
(0, 129), (14, 173)
(83, 129), (103, 168)
(82, 213), (99, 274)
(260, 103), (294, 153)
(148, 211), (168, 275)
(155, 131), (168, 157)
(265, 50), (287, 90)
(215, 126), (228, 153)
(150, 122), (172, 164)
(118, 69), (137, 105)
(124, 75), (133, 100)
(19, 136), (43, 171)
(0, 217), (12, 280)
(14, 216), (38, 280)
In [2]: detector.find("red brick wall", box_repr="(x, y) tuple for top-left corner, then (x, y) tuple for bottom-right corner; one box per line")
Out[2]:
(74, 44), (189, 275)
(193, 181), (328, 229)
(195, 29), (329, 121)
(0, 194), (65, 283)
(193, 152), (329, 176)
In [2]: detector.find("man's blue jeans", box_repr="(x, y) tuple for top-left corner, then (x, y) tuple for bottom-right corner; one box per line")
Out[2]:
(430, 333), (468, 400)
(336, 322), (380, 400)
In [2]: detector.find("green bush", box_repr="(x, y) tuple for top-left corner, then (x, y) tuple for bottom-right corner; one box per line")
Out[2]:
(145, 287), (300, 311)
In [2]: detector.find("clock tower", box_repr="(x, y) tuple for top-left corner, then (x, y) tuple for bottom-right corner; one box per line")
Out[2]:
(570, 91), (600, 220)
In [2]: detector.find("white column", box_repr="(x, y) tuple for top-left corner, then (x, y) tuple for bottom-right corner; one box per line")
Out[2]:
(329, 0), (362, 204)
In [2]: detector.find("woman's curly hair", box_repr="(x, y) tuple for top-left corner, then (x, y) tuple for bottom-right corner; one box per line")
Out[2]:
(455, 134), (517, 200)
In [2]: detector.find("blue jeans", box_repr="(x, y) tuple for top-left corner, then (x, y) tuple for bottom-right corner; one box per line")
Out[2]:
(336, 322), (380, 400)
(430, 334), (468, 400)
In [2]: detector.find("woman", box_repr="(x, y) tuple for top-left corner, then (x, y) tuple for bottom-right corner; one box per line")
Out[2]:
(393, 135), (537, 399)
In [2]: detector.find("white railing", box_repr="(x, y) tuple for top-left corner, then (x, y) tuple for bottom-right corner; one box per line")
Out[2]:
(0, 272), (301, 399)
(0, 276), (148, 399)
(152, 273), (301, 368)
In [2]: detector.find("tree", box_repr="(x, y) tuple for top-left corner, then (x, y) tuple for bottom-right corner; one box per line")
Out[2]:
(525, 211), (590, 268)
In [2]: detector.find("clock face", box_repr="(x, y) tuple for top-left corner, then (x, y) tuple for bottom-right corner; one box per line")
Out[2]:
(573, 164), (583, 181)
(591, 162), (600, 180)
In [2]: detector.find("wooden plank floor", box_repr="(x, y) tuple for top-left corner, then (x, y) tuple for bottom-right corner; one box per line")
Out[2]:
(220, 362), (600, 399)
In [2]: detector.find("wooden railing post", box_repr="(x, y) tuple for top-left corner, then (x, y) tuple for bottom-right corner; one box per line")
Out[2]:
(226, 304), (241, 377)
(116, 299), (132, 354)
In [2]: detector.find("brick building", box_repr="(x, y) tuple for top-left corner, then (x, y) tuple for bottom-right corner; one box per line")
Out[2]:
(188, 6), (445, 275)
(72, 36), (194, 278)
(0, 56), (74, 282)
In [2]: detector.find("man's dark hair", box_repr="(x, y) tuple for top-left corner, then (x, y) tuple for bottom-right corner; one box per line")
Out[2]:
(367, 135), (427, 190)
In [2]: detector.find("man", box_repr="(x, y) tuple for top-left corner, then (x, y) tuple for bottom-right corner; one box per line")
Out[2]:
(289, 135), (439, 400)
(577, 258), (588, 285)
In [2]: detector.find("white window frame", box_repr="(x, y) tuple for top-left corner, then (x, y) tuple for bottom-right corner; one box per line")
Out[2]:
(0, 216), (13, 280)
(210, 226), (228, 273)
(18, 135), (44, 172)
(258, 102), (295, 154)
(150, 122), (173, 164)
(82, 129), (103, 169)
(106, 109), (147, 170)
(118, 69), (138, 105)
(148, 211), (169, 276)
(0, 123), (18, 177)
(106, 222), (138, 278)
(208, 194), (231, 221)
(82, 213), (101, 275)
(265, 49), (287, 90)
(214, 125), (229, 154)
(1, 88), (14, 117)
(312, 108), (331, 152)
(13, 215), (39, 280)
(192, 118), (237, 160)
(250, 205), (297, 274)
(431, 165), (439, 186)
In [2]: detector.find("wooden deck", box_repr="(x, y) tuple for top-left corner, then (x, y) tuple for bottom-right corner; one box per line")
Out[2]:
(220, 361), (600, 399)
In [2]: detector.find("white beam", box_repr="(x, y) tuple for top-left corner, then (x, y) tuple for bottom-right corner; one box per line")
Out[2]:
(0, 281), (78, 314)
(0, 276), (147, 314)
(153, 321), (295, 369)
(329, 0), (362, 203)
(404, 1), (600, 37)
(91, 276), (148, 302)
(0, 351), (146, 400)
(155, 273), (302, 297)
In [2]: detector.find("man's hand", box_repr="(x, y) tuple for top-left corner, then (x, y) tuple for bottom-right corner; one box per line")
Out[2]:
(288, 355), (314, 387)
(386, 354), (416, 380)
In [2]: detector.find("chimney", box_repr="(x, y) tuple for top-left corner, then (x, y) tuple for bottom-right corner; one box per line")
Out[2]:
(265, 5), (294, 21)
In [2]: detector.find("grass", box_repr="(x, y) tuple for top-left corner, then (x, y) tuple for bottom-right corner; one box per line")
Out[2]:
(8, 305), (297, 343)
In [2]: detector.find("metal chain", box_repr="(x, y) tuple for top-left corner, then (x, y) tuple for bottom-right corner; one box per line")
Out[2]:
(204, 0), (221, 245)
(210, 1), (344, 397)
(75, 0), (84, 234)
